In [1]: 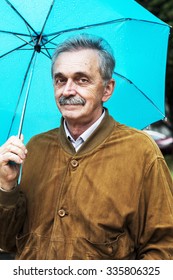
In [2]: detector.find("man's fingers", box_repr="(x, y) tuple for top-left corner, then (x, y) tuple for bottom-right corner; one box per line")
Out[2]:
(0, 136), (27, 165)
(5, 143), (26, 160)
(5, 136), (27, 154)
(3, 152), (24, 165)
(0, 136), (26, 188)
(7, 135), (26, 148)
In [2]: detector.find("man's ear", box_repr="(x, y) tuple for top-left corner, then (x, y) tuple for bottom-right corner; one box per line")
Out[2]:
(102, 79), (115, 102)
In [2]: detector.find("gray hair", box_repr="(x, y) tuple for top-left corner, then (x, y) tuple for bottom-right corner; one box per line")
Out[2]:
(51, 34), (115, 82)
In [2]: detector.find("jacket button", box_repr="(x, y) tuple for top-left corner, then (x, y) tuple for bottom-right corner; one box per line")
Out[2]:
(107, 245), (113, 254)
(58, 209), (66, 217)
(71, 159), (79, 168)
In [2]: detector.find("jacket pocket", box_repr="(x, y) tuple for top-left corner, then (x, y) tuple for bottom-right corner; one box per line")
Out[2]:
(83, 232), (134, 260)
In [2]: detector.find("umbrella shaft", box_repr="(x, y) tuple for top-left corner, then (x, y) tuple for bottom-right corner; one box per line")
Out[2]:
(17, 52), (37, 138)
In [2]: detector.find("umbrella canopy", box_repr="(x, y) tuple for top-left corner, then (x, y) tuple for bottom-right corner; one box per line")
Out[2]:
(0, 0), (170, 145)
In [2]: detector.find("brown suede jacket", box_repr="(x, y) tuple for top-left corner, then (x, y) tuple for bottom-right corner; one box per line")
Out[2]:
(0, 110), (173, 259)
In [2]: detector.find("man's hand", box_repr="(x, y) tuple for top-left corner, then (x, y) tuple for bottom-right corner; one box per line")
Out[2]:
(0, 135), (27, 191)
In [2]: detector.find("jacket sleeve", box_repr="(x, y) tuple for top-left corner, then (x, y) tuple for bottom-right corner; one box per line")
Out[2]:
(0, 187), (26, 253)
(136, 157), (173, 260)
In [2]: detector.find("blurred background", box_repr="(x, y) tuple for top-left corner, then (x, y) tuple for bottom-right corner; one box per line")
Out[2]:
(137, 0), (173, 177)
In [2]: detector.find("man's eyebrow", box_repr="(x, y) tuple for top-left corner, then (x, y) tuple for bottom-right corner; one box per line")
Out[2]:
(53, 72), (64, 79)
(53, 72), (91, 78)
(74, 72), (90, 77)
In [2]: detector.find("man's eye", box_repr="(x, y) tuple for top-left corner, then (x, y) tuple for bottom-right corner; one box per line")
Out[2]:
(81, 78), (88, 82)
(78, 77), (89, 84)
(55, 78), (66, 85)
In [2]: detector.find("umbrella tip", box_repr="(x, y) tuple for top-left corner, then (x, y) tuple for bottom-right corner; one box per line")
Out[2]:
(34, 44), (41, 53)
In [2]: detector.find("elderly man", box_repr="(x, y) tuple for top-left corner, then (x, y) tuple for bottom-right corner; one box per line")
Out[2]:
(0, 34), (173, 260)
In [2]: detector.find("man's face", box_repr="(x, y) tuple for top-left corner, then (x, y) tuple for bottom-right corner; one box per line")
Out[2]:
(53, 49), (114, 126)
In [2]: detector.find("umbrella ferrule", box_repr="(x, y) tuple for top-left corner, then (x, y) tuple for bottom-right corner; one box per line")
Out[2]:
(34, 44), (41, 53)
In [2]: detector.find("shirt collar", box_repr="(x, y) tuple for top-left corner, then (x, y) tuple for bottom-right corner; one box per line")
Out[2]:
(64, 109), (105, 146)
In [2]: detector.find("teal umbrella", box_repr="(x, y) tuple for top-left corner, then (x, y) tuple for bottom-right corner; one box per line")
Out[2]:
(0, 0), (170, 144)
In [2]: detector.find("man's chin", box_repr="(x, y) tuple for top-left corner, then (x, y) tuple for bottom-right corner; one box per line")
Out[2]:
(60, 104), (84, 113)
(61, 108), (84, 119)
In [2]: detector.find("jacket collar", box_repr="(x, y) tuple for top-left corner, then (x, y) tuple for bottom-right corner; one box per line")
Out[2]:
(58, 108), (117, 156)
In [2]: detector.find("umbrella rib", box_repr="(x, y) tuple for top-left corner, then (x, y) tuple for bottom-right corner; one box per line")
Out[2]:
(38, 0), (55, 45)
(43, 19), (126, 45)
(5, 47), (54, 53)
(0, 41), (33, 59)
(42, 33), (63, 47)
(15, 48), (34, 51)
(43, 49), (52, 59)
(114, 71), (165, 118)
(41, 47), (55, 50)
(5, 0), (38, 36)
(46, 19), (124, 37)
(41, 40), (58, 48)
(15, 34), (34, 47)
(0, 30), (31, 37)
(25, 24), (36, 45)
(7, 51), (36, 139)
(40, 37), (52, 59)
(45, 18), (169, 38)
(40, 49), (52, 59)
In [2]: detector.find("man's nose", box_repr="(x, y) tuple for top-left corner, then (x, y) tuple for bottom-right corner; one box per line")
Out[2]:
(63, 79), (76, 96)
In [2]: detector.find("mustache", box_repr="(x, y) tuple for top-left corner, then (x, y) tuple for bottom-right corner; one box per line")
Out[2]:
(58, 96), (86, 106)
